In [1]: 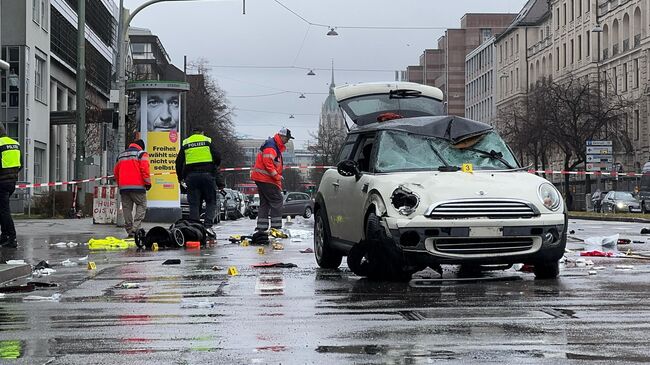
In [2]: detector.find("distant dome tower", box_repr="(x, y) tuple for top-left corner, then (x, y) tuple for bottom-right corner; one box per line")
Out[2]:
(319, 60), (346, 134)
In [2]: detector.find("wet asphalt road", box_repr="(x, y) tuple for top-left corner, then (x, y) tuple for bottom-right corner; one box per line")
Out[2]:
(1, 218), (650, 364)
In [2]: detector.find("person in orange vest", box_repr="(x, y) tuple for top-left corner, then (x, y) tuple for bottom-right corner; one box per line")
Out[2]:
(114, 139), (151, 237)
(251, 128), (294, 236)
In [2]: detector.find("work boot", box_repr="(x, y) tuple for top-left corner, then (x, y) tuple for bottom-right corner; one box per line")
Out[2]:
(1, 237), (17, 248)
(205, 227), (216, 239)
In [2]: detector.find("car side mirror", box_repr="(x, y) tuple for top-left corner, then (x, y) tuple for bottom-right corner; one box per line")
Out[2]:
(337, 160), (362, 181)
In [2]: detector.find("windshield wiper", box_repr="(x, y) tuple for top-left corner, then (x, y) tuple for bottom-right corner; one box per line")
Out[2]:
(438, 166), (460, 172)
(466, 148), (516, 169)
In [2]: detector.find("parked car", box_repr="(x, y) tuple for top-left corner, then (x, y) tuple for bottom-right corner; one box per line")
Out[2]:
(220, 188), (241, 220)
(247, 192), (313, 219)
(313, 81), (567, 281)
(282, 192), (314, 218)
(248, 194), (260, 219)
(180, 192), (221, 225)
(600, 191), (641, 213)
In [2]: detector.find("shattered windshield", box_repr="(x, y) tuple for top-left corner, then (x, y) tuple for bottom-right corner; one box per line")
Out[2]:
(374, 130), (519, 172)
(339, 94), (444, 125)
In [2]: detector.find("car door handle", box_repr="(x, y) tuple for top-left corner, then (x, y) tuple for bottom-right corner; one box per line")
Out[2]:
(332, 182), (340, 187)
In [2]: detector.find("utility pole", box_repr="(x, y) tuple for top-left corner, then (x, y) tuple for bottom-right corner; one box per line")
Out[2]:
(75, 0), (86, 205)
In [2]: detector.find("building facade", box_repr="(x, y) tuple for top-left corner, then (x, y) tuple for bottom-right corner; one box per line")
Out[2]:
(0, 0), (118, 190)
(319, 69), (346, 135)
(405, 13), (517, 117)
(465, 36), (497, 124)
(492, 0), (649, 172)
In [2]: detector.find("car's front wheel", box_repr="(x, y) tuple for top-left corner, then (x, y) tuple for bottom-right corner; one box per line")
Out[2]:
(314, 208), (342, 269)
(533, 260), (560, 279)
(303, 207), (313, 219)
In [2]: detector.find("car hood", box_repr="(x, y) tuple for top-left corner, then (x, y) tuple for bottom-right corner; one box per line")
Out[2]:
(369, 170), (562, 216)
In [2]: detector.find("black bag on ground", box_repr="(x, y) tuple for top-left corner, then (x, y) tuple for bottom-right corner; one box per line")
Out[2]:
(171, 219), (209, 247)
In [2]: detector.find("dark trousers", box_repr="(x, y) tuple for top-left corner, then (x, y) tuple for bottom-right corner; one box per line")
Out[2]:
(186, 172), (216, 227)
(0, 182), (16, 239)
(256, 181), (283, 231)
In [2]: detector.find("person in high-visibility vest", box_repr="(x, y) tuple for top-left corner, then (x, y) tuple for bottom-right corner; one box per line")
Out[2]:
(0, 125), (21, 248)
(175, 126), (225, 237)
(250, 127), (294, 237)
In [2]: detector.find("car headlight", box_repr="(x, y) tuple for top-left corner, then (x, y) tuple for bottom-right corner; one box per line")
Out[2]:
(391, 186), (419, 215)
(538, 183), (561, 211)
(616, 202), (625, 208)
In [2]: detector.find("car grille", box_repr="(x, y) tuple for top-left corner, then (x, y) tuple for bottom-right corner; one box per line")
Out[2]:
(433, 237), (535, 255)
(427, 200), (538, 219)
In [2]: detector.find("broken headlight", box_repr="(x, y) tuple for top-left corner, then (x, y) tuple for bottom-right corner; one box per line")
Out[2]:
(538, 183), (561, 211)
(391, 186), (420, 215)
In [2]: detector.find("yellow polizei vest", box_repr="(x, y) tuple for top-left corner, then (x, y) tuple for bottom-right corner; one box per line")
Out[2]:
(182, 134), (213, 165)
(0, 136), (21, 169)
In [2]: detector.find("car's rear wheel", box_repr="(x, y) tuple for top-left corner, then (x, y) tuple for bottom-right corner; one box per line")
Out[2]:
(314, 208), (342, 269)
(303, 207), (313, 219)
(533, 260), (560, 279)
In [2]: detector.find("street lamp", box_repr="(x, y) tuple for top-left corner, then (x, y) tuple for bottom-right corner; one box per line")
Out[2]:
(299, 93), (306, 99)
(327, 27), (338, 36)
(307, 69), (316, 76)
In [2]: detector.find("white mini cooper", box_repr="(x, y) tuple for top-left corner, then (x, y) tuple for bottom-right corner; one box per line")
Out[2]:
(313, 82), (566, 280)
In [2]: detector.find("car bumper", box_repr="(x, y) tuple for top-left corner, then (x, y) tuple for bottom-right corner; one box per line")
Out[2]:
(383, 213), (567, 265)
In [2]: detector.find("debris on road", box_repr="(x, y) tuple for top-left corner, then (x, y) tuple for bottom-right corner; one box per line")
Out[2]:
(580, 250), (615, 257)
(162, 259), (181, 265)
(618, 238), (632, 245)
(5, 260), (26, 265)
(120, 282), (140, 289)
(299, 248), (314, 253)
(588, 270), (598, 275)
(180, 299), (215, 308)
(569, 230), (575, 234)
(211, 266), (223, 271)
(616, 265), (635, 270)
(27, 282), (58, 288)
(23, 293), (61, 302)
(641, 228), (650, 235)
(584, 234), (619, 249)
(78, 256), (88, 262)
(88, 237), (135, 250)
(61, 259), (78, 267)
(272, 242), (284, 250)
(51, 241), (81, 248)
(252, 262), (297, 268)
(34, 261), (50, 270)
(270, 228), (288, 239)
(33, 268), (56, 277)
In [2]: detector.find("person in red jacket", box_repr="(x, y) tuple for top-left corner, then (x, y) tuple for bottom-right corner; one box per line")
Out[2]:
(251, 128), (294, 234)
(114, 139), (151, 237)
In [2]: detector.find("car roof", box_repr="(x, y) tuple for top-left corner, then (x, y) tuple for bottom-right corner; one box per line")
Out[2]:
(334, 82), (443, 102)
(348, 115), (494, 143)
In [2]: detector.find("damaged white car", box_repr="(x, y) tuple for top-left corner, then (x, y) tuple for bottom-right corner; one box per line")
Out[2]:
(313, 82), (567, 280)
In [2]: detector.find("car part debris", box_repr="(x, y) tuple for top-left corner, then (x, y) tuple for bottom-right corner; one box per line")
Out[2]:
(641, 228), (650, 235)
(162, 259), (181, 265)
(27, 282), (58, 288)
(211, 266), (223, 271)
(616, 265), (634, 270)
(618, 238), (631, 245)
(61, 259), (77, 267)
(180, 299), (215, 308)
(5, 260), (25, 265)
(299, 248), (314, 253)
(252, 262), (297, 268)
(34, 260), (50, 270)
(120, 283), (140, 289)
(580, 250), (615, 257)
(33, 268), (56, 277)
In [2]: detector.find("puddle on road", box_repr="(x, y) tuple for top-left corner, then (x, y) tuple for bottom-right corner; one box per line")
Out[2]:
(316, 344), (456, 360)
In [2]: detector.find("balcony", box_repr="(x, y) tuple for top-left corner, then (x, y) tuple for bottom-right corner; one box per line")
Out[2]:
(635, 34), (641, 47)
(623, 39), (629, 52)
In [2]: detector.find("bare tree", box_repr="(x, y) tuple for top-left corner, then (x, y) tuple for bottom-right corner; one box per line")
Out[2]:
(307, 123), (346, 185)
(186, 60), (244, 167)
(282, 168), (303, 192)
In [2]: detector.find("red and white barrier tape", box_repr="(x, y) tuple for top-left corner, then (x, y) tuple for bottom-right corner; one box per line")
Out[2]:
(14, 166), (647, 189)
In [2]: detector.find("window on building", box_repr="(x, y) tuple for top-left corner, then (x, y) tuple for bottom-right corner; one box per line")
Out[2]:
(556, 47), (560, 70)
(586, 0), (590, 12)
(41, 0), (48, 29)
(563, 43), (567, 67)
(586, 31), (590, 56)
(623, 63), (628, 92)
(571, 0), (574, 20)
(480, 28), (492, 43)
(563, 3), (567, 25)
(505, 41), (509, 59)
(556, 8), (560, 29)
(34, 55), (46, 103)
(571, 39), (574, 64)
(34, 146), (45, 185)
(516, 34), (519, 53)
(578, 0), (582, 14)
(578, 35), (582, 60)
(511, 38), (514, 55)
(635, 59), (640, 88)
(635, 109), (640, 140)
(32, 0), (39, 24)
(56, 145), (61, 181)
(516, 67), (519, 87)
(603, 70), (608, 97)
(500, 45), (503, 62)
(613, 67), (618, 94)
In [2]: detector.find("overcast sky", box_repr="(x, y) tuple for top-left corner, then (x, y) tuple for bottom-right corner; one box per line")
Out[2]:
(123, 0), (527, 149)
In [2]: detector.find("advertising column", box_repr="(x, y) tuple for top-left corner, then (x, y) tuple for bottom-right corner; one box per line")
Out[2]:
(128, 81), (190, 222)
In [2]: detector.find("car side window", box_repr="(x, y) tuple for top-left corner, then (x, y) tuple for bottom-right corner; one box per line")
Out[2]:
(352, 134), (376, 173)
(337, 135), (358, 163)
(299, 193), (309, 200)
(287, 193), (299, 201)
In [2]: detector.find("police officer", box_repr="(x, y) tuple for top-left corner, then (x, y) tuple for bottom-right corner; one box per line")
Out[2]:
(0, 125), (21, 248)
(175, 126), (224, 236)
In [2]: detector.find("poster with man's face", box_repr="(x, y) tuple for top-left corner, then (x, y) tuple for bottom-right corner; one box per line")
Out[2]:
(137, 90), (182, 207)
(137, 90), (181, 131)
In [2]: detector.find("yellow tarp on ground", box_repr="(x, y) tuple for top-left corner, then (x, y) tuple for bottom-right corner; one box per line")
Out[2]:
(88, 236), (136, 250)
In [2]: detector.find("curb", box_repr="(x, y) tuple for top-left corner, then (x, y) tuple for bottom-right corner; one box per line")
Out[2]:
(569, 215), (650, 224)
